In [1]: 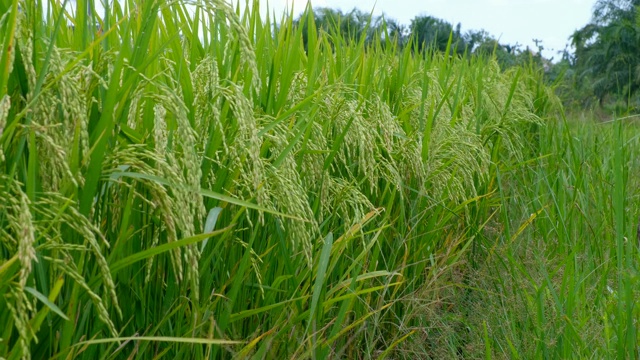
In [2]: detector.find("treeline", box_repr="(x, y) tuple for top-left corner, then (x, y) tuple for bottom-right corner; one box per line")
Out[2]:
(298, 0), (640, 114)
(296, 8), (547, 70)
(557, 0), (640, 112)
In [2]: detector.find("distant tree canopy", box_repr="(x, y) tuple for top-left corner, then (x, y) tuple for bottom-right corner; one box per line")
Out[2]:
(295, 7), (541, 69)
(409, 15), (461, 52)
(569, 0), (640, 108)
(311, 7), (375, 43)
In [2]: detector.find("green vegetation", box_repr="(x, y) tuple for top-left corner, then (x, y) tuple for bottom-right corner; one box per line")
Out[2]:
(0, 0), (638, 359)
(558, 0), (640, 112)
(299, 6), (543, 68)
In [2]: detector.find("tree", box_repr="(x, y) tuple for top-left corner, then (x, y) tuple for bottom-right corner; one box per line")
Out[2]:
(570, 0), (640, 108)
(380, 17), (408, 48)
(297, 7), (410, 51)
(409, 15), (466, 53)
(298, 7), (383, 46)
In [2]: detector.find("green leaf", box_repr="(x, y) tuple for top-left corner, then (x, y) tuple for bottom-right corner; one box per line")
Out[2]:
(230, 295), (309, 323)
(201, 207), (223, 253)
(109, 226), (233, 274)
(108, 171), (305, 221)
(306, 232), (333, 335)
(24, 286), (69, 321)
(73, 336), (243, 347)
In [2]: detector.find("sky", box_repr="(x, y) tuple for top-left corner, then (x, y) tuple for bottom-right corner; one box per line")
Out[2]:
(259, 0), (596, 60)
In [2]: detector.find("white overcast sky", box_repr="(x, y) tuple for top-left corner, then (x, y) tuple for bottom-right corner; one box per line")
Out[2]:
(257, 0), (596, 60)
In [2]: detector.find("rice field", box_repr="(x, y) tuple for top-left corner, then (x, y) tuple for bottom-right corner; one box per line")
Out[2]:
(0, 0), (638, 359)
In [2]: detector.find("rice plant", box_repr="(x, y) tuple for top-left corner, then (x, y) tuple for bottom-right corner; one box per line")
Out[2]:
(0, 0), (636, 359)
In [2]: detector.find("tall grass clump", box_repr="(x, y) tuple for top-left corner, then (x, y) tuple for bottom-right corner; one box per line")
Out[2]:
(4, 0), (634, 359)
(449, 114), (640, 359)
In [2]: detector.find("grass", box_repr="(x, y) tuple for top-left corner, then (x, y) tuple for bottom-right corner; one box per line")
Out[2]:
(429, 115), (640, 358)
(0, 0), (638, 358)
